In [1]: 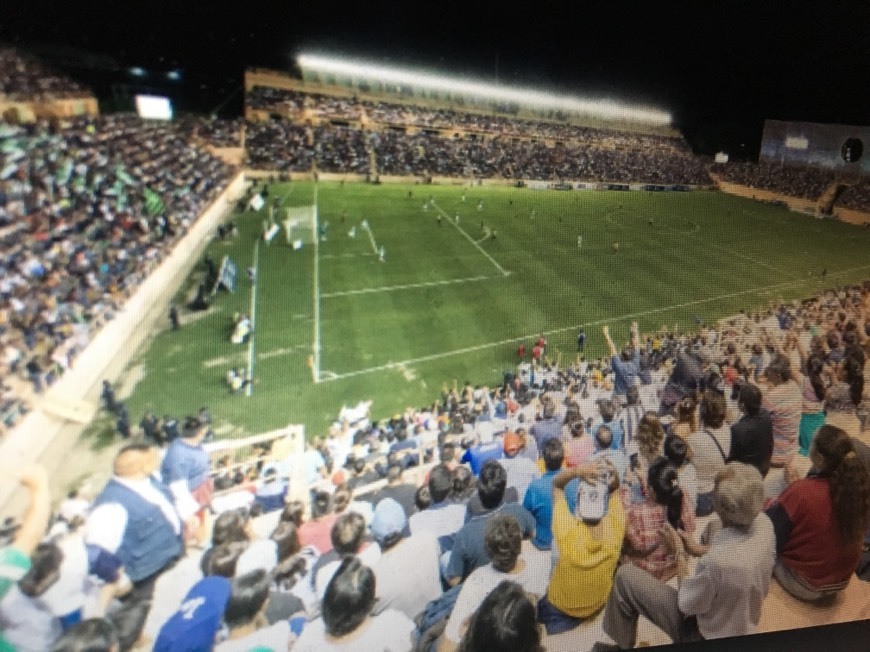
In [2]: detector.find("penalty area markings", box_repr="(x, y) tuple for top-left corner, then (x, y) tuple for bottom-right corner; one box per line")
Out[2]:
(432, 201), (510, 277)
(316, 262), (870, 384)
(320, 273), (510, 299)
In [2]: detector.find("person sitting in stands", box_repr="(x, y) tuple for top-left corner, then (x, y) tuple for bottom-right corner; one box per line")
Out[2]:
(539, 459), (623, 634)
(440, 515), (549, 652)
(499, 432), (540, 502)
(727, 383), (773, 480)
(592, 463), (775, 651)
(445, 461), (535, 585)
(298, 491), (338, 555)
(765, 425), (870, 601)
(454, 580), (542, 652)
(622, 458), (696, 582)
(215, 570), (294, 651)
(524, 438), (577, 551)
(294, 557), (415, 652)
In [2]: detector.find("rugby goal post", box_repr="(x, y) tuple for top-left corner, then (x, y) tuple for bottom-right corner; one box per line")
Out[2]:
(282, 205), (317, 249)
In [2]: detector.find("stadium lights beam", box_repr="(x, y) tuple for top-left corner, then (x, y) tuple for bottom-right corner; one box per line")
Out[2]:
(297, 54), (671, 126)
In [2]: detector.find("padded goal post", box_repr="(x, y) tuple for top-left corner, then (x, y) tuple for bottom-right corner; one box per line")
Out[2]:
(282, 205), (317, 248)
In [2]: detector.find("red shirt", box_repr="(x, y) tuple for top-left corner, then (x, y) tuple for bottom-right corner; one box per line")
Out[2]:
(517, 344), (526, 358)
(298, 514), (339, 555)
(776, 476), (862, 588)
(532, 345), (542, 360)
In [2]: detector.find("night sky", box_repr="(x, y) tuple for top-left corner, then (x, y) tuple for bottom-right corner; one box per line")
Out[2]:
(3, 0), (869, 157)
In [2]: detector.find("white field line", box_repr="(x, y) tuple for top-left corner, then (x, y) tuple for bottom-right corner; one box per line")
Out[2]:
(364, 224), (379, 255)
(246, 239), (260, 397)
(321, 252), (376, 259)
(312, 185), (321, 384)
(433, 201), (510, 276)
(321, 274), (509, 298)
(317, 263), (870, 384)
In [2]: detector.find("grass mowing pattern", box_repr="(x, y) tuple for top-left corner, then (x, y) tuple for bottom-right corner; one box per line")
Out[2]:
(114, 182), (870, 442)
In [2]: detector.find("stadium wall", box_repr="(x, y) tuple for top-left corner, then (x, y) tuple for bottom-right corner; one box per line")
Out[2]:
(0, 95), (99, 122)
(0, 172), (247, 512)
(832, 207), (870, 226)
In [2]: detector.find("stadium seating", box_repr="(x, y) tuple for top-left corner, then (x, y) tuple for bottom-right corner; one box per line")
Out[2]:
(710, 161), (835, 200)
(0, 46), (91, 101)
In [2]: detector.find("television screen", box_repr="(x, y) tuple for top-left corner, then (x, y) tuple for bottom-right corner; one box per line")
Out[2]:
(135, 95), (173, 120)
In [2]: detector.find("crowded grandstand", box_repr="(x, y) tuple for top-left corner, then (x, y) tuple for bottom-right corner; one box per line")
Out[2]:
(0, 43), (869, 652)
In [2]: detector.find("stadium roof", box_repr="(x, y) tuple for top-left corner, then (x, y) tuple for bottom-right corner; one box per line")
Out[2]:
(297, 54), (672, 127)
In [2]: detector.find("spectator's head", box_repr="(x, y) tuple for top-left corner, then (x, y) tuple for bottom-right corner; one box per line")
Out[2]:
(503, 432), (522, 458)
(621, 345), (635, 362)
(223, 570), (271, 631)
(415, 485), (432, 511)
(352, 458), (367, 475)
(713, 463), (764, 529)
(542, 403), (556, 420)
(594, 425), (613, 450)
(811, 425), (870, 544)
(737, 383), (762, 417)
(699, 389), (726, 429)
(764, 354), (792, 386)
(270, 521), (301, 562)
(626, 385), (640, 406)
(371, 497), (407, 551)
(457, 580), (541, 652)
(451, 466), (474, 501)
(636, 412), (665, 461)
(333, 485), (352, 514)
(440, 443), (456, 464)
(311, 491), (332, 519)
(483, 514), (522, 573)
(663, 436), (689, 468)
(648, 457), (685, 529)
(842, 355), (866, 406)
(542, 438), (565, 472)
(477, 460), (508, 510)
(597, 399), (616, 422)
(212, 509), (250, 546)
(676, 395), (697, 425)
(280, 501), (305, 527)
(19, 542), (62, 597)
(204, 541), (246, 578)
(181, 415), (207, 441)
(428, 464), (454, 504)
(322, 557), (376, 638)
(112, 442), (157, 479)
(330, 512), (367, 555)
(386, 464), (404, 484)
(50, 618), (118, 652)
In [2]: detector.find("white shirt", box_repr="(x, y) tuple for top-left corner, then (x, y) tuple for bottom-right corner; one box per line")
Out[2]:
(141, 556), (204, 639)
(315, 544), (381, 599)
(216, 621), (293, 652)
(294, 609), (415, 652)
(372, 534), (441, 621)
(445, 552), (551, 643)
(500, 455), (541, 503)
(409, 502), (465, 539)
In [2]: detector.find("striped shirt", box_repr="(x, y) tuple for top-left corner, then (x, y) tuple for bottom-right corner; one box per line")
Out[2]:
(764, 381), (802, 467)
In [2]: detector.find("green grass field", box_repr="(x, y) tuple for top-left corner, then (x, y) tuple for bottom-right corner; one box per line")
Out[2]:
(110, 182), (870, 442)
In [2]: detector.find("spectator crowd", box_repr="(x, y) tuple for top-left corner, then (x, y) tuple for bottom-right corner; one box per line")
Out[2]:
(0, 47), (91, 101)
(2, 282), (868, 651)
(710, 161), (836, 200)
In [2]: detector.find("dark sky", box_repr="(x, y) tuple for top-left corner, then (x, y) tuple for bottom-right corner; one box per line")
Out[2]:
(3, 0), (869, 156)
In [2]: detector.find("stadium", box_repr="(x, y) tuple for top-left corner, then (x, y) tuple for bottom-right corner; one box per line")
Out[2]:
(0, 3), (869, 651)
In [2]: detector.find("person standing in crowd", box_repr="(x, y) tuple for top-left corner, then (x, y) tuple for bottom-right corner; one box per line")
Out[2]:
(602, 322), (640, 406)
(765, 425), (870, 601)
(160, 415), (213, 539)
(762, 354), (802, 480)
(88, 444), (187, 597)
(593, 463), (776, 651)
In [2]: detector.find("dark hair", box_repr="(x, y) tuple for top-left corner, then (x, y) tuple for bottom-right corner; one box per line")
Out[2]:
(813, 425), (870, 544)
(280, 501), (305, 527)
(212, 510), (249, 546)
(699, 389), (726, 429)
(842, 355), (865, 406)
(663, 435), (688, 467)
(271, 521), (301, 562)
(107, 597), (151, 652)
(333, 485), (352, 514)
(598, 399), (616, 422)
(483, 515), (522, 573)
(330, 512), (366, 555)
(440, 443), (456, 463)
(738, 383), (762, 416)
(457, 580), (541, 652)
(595, 424), (613, 449)
(428, 464), (454, 503)
(311, 491), (332, 519)
(451, 466), (474, 501)
(50, 618), (118, 652)
(542, 438), (565, 472)
(626, 385), (640, 406)
(353, 458), (367, 474)
(647, 457), (685, 530)
(805, 354), (827, 402)
(224, 570), (272, 629)
(477, 460), (508, 510)
(322, 557), (376, 637)
(415, 485), (432, 511)
(386, 464), (404, 483)
(19, 542), (62, 597)
(764, 353), (792, 385)
(203, 541), (247, 578)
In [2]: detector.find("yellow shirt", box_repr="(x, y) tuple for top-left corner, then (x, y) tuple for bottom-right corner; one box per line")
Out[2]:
(548, 492), (626, 618)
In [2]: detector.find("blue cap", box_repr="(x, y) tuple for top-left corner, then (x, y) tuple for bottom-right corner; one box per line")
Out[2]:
(370, 498), (407, 544)
(154, 576), (231, 652)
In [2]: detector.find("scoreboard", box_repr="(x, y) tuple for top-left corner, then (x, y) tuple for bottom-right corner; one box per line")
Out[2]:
(760, 119), (870, 175)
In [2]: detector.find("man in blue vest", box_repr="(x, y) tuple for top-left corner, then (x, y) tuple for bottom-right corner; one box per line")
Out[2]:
(90, 444), (187, 598)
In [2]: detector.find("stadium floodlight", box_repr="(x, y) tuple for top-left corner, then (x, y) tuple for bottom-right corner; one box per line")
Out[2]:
(297, 54), (671, 126)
